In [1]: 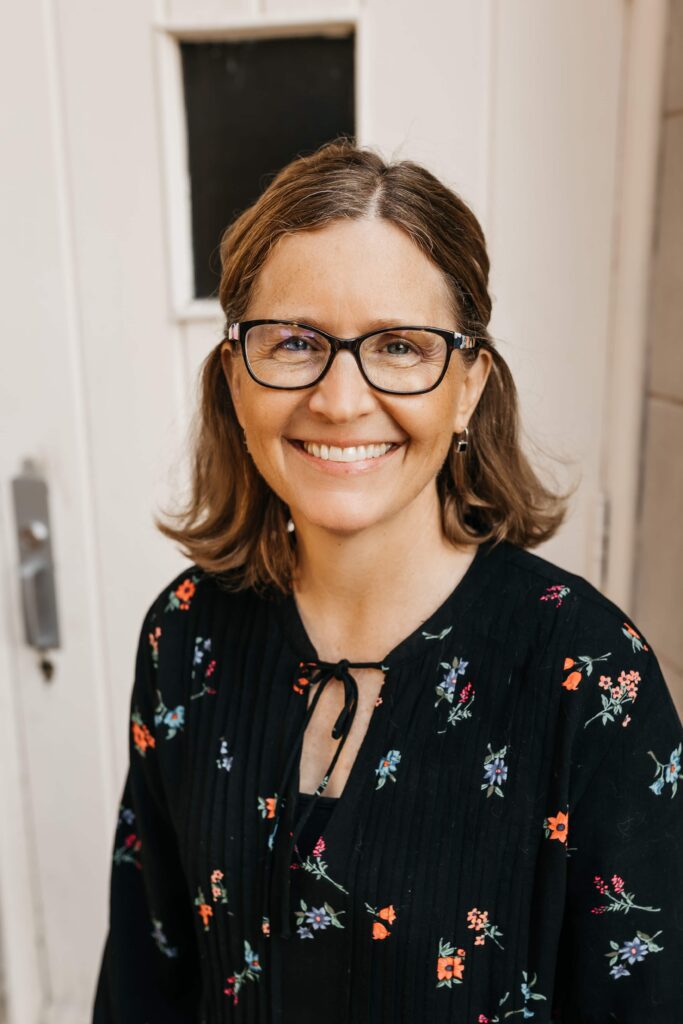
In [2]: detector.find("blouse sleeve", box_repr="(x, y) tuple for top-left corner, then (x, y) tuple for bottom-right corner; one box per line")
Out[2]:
(556, 618), (683, 1020)
(92, 600), (201, 1023)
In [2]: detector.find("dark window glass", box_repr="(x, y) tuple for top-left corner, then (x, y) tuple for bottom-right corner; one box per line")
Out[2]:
(180, 35), (355, 299)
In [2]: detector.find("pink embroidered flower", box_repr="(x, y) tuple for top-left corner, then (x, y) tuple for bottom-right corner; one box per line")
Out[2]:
(611, 875), (624, 894)
(312, 837), (325, 858)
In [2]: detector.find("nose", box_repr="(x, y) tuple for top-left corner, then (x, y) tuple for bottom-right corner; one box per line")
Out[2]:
(306, 349), (378, 422)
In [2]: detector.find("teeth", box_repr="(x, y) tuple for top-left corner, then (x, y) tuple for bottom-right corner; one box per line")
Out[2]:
(301, 441), (393, 462)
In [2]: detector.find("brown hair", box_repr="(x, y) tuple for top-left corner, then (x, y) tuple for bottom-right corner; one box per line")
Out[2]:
(155, 138), (576, 594)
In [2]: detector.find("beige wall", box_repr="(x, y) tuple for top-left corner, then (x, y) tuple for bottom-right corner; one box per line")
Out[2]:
(635, 0), (683, 720)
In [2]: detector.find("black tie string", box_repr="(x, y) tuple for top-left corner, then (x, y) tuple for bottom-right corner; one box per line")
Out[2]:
(264, 657), (386, 939)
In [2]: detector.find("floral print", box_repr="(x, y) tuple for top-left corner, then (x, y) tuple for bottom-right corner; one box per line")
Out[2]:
(622, 622), (649, 653)
(481, 743), (508, 798)
(191, 636), (217, 700)
(466, 907), (504, 949)
(543, 809), (569, 843)
(647, 742), (681, 797)
(375, 749), (401, 789)
(436, 937), (466, 987)
(540, 583), (571, 607)
(210, 868), (229, 904)
(258, 795), (277, 819)
(113, 829), (142, 869)
(165, 573), (201, 613)
(153, 690), (184, 739)
(475, 971), (547, 1021)
(195, 887), (213, 931)
(606, 930), (664, 978)
(131, 709), (155, 756)
(148, 624), (162, 669)
(151, 917), (177, 958)
(364, 902), (397, 940)
(561, 651), (611, 690)
(584, 669), (640, 728)
(294, 899), (345, 939)
(300, 836), (348, 894)
(435, 654), (476, 733)
(95, 547), (683, 1021)
(216, 737), (234, 772)
(591, 874), (660, 915)
(224, 940), (262, 1005)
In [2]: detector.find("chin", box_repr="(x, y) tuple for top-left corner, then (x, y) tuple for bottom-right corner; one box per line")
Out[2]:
(296, 503), (388, 536)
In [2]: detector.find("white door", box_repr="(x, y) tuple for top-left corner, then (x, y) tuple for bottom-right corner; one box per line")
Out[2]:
(0, 1), (664, 1021)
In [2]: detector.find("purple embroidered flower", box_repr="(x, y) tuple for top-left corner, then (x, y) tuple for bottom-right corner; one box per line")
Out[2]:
(305, 906), (332, 930)
(297, 925), (314, 939)
(483, 757), (508, 787)
(619, 936), (649, 964)
(610, 963), (630, 979)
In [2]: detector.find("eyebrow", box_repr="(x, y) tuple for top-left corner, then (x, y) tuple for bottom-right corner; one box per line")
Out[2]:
(283, 315), (423, 332)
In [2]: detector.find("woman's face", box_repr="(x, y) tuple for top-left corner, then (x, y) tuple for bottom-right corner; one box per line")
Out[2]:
(221, 217), (492, 536)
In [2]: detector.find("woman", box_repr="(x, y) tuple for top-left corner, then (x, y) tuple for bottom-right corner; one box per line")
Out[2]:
(93, 140), (683, 1023)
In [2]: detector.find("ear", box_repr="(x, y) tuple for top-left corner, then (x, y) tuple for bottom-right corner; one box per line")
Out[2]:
(220, 341), (245, 429)
(452, 350), (493, 434)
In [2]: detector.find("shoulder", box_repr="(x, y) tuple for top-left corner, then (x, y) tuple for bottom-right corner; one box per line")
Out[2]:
(141, 562), (253, 626)
(496, 539), (651, 652)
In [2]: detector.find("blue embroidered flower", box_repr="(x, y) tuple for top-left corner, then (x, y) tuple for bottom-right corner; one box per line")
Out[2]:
(163, 705), (185, 729)
(375, 749), (401, 790)
(618, 936), (649, 964)
(481, 743), (509, 798)
(305, 906), (332, 930)
(648, 742), (681, 798)
(665, 748), (681, 783)
(294, 899), (345, 935)
(610, 963), (631, 979)
(483, 757), (508, 786)
(153, 691), (185, 739)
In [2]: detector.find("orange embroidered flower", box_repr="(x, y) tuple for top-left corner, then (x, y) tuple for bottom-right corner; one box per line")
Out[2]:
(175, 578), (196, 608)
(198, 903), (213, 928)
(373, 921), (390, 940)
(265, 797), (276, 819)
(437, 955), (465, 981)
(545, 810), (569, 843)
(562, 671), (582, 690)
(378, 905), (396, 924)
(132, 719), (155, 755)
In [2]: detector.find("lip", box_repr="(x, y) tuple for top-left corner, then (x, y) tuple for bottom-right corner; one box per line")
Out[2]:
(285, 438), (404, 474)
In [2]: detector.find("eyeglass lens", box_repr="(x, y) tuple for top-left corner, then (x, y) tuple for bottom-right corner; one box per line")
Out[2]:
(244, 323), (448, 393)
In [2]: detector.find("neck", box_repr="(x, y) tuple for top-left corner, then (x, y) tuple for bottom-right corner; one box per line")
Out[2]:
(291, 486), (476, 662)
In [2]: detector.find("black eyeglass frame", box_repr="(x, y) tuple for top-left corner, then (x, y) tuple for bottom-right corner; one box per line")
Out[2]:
(226, 319), (484, 396)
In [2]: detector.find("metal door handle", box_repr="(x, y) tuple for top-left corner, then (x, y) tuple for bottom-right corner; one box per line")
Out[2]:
(12, 459), (61, 653)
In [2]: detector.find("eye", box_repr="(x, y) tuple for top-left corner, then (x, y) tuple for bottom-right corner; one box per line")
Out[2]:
(382, 338), (416, 356)
(279, 335), (316, 352)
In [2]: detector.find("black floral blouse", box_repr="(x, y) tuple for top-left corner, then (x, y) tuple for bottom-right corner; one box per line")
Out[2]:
(92, 537), (683, 1022)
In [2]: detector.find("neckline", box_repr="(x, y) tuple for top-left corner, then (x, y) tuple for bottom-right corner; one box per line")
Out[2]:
(297, 791), (339, 804)
(273, 535), (509, 669)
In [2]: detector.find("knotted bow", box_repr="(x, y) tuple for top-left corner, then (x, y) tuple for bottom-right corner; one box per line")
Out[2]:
(264, 656), (385, 939)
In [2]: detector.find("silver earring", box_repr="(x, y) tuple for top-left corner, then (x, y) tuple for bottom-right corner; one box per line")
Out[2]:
(455, 426), (469, 453)
(286, 518), (295, 533)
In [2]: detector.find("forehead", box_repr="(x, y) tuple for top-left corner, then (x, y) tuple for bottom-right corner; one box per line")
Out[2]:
(246, 218), (455, 327)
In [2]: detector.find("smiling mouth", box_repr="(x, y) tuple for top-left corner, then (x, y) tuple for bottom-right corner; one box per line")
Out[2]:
(287, 440), (403, 463)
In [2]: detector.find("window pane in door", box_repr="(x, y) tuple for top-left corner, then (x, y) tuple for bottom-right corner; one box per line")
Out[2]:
(180, 34), (355, 299)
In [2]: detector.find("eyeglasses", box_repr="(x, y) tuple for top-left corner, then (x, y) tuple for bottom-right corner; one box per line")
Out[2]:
(226, 319), (484, 396)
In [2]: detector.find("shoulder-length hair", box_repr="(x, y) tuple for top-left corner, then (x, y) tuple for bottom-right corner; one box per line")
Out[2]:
(155, 138), (576, 594)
